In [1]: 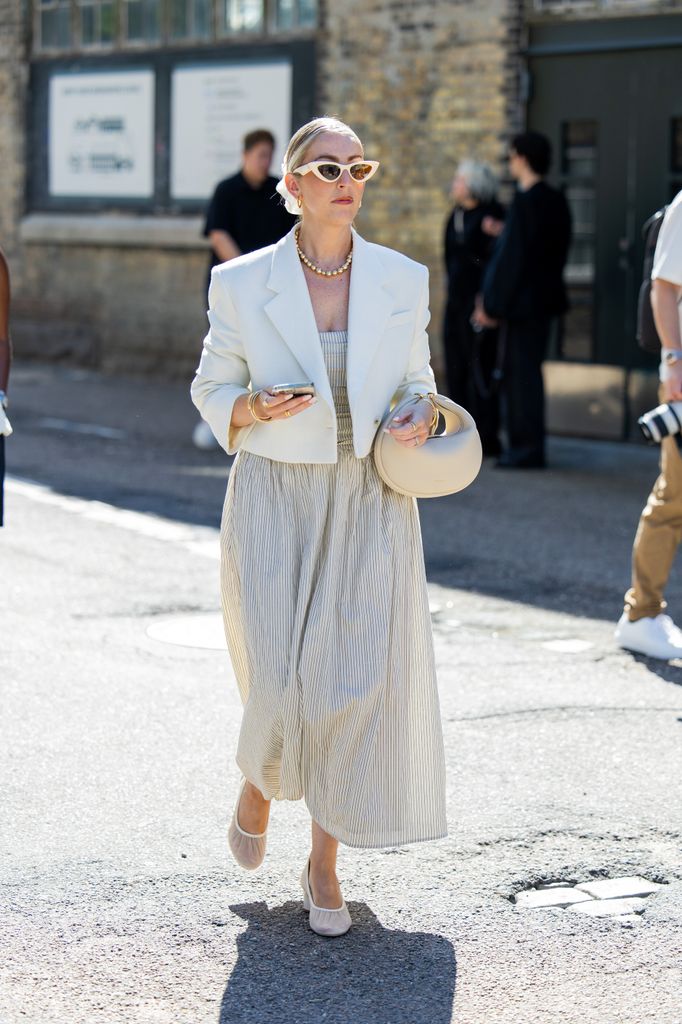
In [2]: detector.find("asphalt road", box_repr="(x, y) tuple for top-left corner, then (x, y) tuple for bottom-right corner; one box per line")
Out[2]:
(2, 363), (682, 1024)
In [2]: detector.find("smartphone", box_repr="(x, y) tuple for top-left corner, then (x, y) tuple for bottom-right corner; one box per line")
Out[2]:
(270, 381), (316, 397)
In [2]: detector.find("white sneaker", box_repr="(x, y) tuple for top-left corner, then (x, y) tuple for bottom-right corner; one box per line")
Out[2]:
(192, 420), (218, 450)
(615, 612), (682, 660)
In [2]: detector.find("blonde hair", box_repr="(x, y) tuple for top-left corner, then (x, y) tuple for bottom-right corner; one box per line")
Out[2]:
(276, 116), (363, 214)
(284, 116), (362, 174)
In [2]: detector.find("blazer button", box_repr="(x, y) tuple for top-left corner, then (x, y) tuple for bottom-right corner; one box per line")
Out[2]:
(373, 418), (380, 426)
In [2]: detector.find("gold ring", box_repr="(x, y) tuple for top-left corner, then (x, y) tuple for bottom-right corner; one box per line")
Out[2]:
(413, 437), (419, 446)
(284, 411), (291, 418)
(411, 422), (418, 433)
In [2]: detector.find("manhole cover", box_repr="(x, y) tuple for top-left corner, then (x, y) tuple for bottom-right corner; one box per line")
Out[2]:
(147, 613), (226, 650)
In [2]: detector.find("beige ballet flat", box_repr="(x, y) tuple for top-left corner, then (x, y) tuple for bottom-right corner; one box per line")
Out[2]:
(227, 778), (267, 870)
(300, 860), (351, 937)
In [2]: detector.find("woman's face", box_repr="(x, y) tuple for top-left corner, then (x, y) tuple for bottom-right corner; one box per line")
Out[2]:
(451, 173), (473, 205)
(286, 131), (366, 226)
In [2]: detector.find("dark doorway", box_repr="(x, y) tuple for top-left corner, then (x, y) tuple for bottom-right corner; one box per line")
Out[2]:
(527, 19), (682, 437)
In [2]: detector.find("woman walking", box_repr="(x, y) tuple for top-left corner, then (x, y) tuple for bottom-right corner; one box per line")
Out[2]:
(443, 159), (504, 457)
(191, 117), (446, 937)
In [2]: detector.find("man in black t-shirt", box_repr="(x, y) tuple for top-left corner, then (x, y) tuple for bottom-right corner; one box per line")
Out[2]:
(203, 128), (294, 284)
(194, 129), (295, 449)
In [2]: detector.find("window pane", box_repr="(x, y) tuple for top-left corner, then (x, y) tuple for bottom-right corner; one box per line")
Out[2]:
(40, 5), (71, 48)
(193, 0), (211, 36)
(170, 0), (211, 39)
(125, 0), (160, 41)
(80, 3), (96, 43)
(298, 0), (316, 27)
(562, 120), (597, 178)
(221, 0), (263, 33)
(560, 120), (598, 361)
(169, 0), (188, 37)
(100, 1), (115, 40)
(275, 0), (295, 29)
(80, 1), (115, 45)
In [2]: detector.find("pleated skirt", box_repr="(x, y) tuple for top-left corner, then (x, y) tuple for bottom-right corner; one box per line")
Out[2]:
(220, 447), (447, 849)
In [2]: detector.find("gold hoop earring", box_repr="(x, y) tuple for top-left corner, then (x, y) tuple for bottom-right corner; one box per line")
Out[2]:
(297, 196), (303, 209)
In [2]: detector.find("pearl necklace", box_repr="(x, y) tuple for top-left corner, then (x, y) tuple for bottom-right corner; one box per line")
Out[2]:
(295, 227), (353, 278)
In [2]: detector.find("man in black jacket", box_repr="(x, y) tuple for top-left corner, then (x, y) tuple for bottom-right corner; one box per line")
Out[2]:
(475, 132), (572, 468)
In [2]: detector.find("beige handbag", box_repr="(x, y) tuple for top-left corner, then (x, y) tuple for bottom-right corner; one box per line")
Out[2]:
(373, 394), (482, 498)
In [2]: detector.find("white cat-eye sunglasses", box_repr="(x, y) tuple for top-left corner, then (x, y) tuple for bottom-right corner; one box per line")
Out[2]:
(294, 159), (380, 183)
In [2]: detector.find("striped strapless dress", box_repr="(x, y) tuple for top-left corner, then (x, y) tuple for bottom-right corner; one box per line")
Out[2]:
(219, 330), (446, 848)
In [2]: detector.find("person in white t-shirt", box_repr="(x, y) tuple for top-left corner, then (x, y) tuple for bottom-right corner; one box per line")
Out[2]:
(616, 189), (682, 659)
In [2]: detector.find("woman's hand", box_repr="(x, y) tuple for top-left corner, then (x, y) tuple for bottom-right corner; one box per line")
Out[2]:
(385, 400), (433, 448)
(257, 389), (316, 421)
(471, 295), (498, 330)
(232, 388), (316, 428)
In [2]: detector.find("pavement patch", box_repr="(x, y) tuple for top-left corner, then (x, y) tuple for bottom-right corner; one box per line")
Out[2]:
(512, 874), (664, 918)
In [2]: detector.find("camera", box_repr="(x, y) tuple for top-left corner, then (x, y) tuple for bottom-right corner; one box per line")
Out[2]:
(638, 402), (682, 443)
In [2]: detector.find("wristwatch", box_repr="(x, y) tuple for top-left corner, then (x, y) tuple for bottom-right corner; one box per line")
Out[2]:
(661, 349), (682, 366)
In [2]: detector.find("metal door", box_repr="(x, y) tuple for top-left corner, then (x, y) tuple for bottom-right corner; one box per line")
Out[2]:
(528, 46), (682, 435)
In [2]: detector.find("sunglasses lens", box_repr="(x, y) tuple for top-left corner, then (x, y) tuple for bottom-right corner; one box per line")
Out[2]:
(317, 163), (342, 181)
(350, 163), (374, 181)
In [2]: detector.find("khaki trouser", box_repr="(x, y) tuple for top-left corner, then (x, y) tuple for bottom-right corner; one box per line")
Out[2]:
(625, 431), (682, 621)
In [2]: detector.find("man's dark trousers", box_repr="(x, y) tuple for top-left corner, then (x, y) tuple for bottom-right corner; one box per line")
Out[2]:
(501, 315), (550, 467)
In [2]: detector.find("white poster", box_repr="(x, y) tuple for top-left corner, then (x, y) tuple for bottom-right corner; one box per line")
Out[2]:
(170, 62), (292, 201)
(49, 70), (155, 197)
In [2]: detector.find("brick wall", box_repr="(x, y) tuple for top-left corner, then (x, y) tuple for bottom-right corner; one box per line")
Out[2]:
(0, 0), (27, 268)
(6, 0), (522, 377)
(319, 0), (520, 372)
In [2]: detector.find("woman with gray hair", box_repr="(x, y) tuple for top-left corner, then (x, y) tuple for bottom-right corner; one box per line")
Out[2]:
(192, 116), (447, 937)
(443, 159), (505, 456)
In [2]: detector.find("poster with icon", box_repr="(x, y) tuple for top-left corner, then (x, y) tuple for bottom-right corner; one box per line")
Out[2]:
(49, 70), (155, 197)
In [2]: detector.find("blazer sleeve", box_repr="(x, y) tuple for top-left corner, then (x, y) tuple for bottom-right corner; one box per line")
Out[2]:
(190, 267), (255, 456)
(393, 266), (437, 404)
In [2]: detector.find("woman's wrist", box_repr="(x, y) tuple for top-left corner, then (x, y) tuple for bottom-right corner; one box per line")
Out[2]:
(248, 389), (272, 422)
(415, 393), (439, 433)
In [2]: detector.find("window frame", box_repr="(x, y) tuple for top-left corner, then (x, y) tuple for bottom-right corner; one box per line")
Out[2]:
(27, 42), (316, 215)
(33, 0), (318, 52)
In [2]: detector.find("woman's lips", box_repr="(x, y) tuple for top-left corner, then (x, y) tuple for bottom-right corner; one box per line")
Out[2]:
(333, 197), (353, 204)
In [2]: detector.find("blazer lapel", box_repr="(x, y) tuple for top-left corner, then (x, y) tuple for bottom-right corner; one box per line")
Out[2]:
(264, 229), (333, 412)
(346, 230), (393, 410)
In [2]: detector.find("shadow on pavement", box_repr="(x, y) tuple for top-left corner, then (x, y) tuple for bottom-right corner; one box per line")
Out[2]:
(631, 653), (682, 686)
(220, 901), (457, 1024)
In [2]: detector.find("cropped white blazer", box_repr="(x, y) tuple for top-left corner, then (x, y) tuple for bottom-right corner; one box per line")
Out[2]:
(190, 226), (436, 463)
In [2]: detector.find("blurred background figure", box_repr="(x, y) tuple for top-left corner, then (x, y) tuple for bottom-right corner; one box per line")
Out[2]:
(0, 245), (11, 526)
(193, 128), (295, 450)
(475, 132), (572, 469)
(442, 160), (505, 457)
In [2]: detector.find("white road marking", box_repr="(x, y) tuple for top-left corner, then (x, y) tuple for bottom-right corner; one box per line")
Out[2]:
(37, 417), (127, 440)
(6, 476), (220, 559)
(147, 613), (227, 650)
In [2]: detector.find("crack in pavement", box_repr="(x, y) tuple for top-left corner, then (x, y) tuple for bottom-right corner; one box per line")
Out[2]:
(447, 705), (682, 722)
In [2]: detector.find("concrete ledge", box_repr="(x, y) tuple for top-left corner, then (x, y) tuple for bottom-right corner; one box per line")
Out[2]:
(20, 214), (208, 250)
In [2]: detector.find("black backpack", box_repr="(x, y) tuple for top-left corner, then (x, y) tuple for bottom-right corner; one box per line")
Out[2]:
(637, 206), (668, 353)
